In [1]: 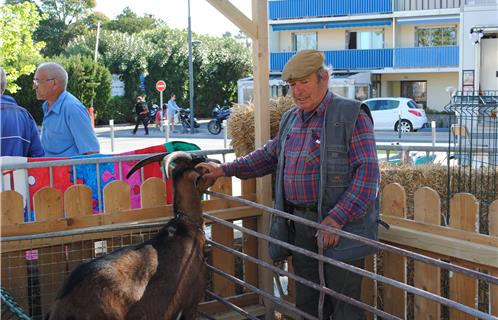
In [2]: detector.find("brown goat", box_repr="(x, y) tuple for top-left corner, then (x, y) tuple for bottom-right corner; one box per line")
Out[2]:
(46, 152), (215, 320)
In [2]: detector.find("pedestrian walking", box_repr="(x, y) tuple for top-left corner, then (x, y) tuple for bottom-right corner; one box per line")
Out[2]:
(132, 96), (149, 135)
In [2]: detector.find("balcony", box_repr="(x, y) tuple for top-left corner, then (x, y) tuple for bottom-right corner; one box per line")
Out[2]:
(394, 0), (462, 11)
(269, 0), (392, 20)
(394, 46), (459, 68)
(270, 46), (459, 72)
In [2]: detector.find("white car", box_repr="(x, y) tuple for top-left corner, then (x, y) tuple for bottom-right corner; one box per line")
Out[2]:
(363, 97), (428, 132)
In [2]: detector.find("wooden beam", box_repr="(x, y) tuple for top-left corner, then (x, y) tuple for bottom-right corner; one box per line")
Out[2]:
(379, 225), (498, 269)
(206, 0), (257, 39)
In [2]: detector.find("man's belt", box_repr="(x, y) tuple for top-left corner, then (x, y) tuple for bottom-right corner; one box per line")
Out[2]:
(285, 201), (317, 212)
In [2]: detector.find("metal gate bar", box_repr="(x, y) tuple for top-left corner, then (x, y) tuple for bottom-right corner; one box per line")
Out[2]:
(204, 289), (259, 320)
(207, 239), (400, 320)
(207, 265), (318, 320)
(206, 191), (498, 285)
(204, 212), (496, 319)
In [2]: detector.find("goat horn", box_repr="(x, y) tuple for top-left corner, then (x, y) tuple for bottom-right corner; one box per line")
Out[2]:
(163, 151), (193, 179)
(126, 152), (169, 179)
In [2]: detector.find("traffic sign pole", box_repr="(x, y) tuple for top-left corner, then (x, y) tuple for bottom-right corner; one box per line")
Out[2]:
(155, 80), (168, 142)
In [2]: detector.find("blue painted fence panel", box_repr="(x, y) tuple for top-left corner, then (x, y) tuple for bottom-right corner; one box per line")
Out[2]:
(269, 0), (392, 20)
(394, 46), (459, 67)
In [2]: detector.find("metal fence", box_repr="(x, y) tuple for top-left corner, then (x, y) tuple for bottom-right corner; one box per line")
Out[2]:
(445, 91), (498, 233)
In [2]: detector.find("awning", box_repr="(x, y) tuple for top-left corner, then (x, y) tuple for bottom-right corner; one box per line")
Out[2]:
(272, 19), (392, 31)
(329, 72), (372, 85)
(397, 17), (459, 25)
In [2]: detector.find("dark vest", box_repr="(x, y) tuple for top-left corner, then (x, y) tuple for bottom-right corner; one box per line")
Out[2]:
(269, 94), (380, 261)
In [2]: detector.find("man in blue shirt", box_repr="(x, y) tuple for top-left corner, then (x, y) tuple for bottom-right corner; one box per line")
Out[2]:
(33, 62), (100, 157)
(167, 94), (180, 133)
(0, 67), (44, 157)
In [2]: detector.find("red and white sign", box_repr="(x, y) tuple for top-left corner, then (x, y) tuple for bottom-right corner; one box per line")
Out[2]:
(155, 80), (167, 92)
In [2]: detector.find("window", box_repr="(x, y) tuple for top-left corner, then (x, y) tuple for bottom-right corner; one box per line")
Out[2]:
(292, 32), (317, 51)
(415, 26), (457, 47)
(346, 30), (384, 49)
(401, 81), (427, 109)
(377, 100), (400, 110)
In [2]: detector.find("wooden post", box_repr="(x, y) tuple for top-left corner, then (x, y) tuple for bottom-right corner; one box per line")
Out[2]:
(414, 187), (441, 319)
(449, 193), (478, 320)
(242, 179), (258, 289)
(140, 177), (166, 208)
(211, 177), (236, 297)
(0, 191), (28, 310)
(33, 187), (66, 316)
(103, 180), (130, 213)
(381, 183), (407, 318)
(490, 200), (498, 317)
(361, 255), (376, 320)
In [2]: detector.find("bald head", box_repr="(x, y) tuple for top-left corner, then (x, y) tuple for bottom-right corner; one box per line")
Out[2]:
(0, 67), (6, 94)
(36, 62), (68, 89)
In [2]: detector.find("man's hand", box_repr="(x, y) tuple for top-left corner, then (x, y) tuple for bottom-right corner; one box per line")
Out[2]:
(195, 161), (225, 180)
(316, 216), (342, 250)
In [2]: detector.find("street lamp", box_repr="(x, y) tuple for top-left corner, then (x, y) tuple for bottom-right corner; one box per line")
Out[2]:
(187, 0), (195, 133)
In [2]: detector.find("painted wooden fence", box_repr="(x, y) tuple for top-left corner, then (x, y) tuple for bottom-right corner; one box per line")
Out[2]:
(1, 180), (497, 319)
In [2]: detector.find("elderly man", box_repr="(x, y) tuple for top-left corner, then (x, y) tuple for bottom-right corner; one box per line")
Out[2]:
(0, 67), (44, 157)
(33, 62), (99, 157)
(197, 50), (380, 319)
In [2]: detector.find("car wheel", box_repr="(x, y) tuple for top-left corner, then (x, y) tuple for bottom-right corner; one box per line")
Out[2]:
(395, 120), (413, 132)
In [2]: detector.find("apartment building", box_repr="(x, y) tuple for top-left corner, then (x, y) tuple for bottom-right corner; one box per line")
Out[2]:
(238, 0), (498, 111)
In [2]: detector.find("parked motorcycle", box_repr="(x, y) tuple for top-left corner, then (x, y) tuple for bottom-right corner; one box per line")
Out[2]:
(148, 104), (161, 124)
(208, 104), (231, 135)
(178, 107), (200, 131)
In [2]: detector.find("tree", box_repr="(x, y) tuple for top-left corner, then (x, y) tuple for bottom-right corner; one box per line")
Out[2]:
(34, 0), (97, 56)
(105, 7), (160, 35)
(0, 2), (46, 93)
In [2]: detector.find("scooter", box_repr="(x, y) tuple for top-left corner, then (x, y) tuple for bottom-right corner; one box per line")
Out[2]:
(178, 107), (200, 131)
(208, 104), (231, 135)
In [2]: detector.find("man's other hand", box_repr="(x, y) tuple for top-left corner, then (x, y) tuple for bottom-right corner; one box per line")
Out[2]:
(316, 216), (342, 250)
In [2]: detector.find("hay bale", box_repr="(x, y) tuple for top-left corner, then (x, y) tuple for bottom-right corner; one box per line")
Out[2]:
(227, 96), (294, 156)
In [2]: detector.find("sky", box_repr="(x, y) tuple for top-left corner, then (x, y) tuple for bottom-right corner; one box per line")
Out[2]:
(94, 0), (252, 37)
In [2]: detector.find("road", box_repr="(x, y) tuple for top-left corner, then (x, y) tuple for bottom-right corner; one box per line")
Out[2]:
(96, 122), (452, 154)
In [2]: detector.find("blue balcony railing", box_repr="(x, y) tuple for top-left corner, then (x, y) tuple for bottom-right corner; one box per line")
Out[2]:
(270, 46), (459, 72)
(269, 0), (392, 20)
(394, 46), (459, 67)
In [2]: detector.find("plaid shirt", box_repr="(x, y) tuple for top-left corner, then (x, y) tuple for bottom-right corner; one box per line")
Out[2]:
(223, 91), (380, 226)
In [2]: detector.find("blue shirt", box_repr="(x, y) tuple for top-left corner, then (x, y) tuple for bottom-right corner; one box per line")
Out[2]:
(167, 99), (180, 117)
(41, 91), (100, 157)
(1, 95), (44, 157)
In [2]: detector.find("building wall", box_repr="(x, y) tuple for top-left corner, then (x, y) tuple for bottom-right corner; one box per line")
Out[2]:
(481, 38), (498, 91)
(274, 26), (394, 52)
(380, 72), (458, 111)
(460, 2), (498, 89)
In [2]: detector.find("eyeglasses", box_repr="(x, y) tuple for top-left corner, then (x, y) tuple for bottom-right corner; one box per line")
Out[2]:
(33, 78), (55, 85)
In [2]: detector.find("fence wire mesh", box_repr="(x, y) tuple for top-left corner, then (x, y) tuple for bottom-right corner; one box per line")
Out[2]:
(445, 90), (498, 234)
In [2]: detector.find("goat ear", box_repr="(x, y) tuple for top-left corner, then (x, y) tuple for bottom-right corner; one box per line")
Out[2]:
(191, 157), (207, 167)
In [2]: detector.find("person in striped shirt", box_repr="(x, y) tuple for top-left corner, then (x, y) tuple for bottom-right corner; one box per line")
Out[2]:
(197, 50), (380, 320)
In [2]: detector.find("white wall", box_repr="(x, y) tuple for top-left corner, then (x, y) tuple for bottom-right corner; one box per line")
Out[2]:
(380, 72), (458, 111)
(481, 38), (498, 91)
(460, 3), (498, 89)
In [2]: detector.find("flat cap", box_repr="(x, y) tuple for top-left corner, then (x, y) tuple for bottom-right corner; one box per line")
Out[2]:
(281, 50), (324, 81)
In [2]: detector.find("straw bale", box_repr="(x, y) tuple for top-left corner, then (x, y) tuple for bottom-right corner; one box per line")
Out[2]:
(227, 96), (294, 156)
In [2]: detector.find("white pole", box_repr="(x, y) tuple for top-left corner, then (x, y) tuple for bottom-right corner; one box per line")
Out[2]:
(90, 21), (101, 109)
(109, 119), (115, 152)
(431, 121), (436, 147)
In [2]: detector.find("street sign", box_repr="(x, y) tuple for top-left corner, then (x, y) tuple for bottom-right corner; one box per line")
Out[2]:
(155, 80), (167, 92)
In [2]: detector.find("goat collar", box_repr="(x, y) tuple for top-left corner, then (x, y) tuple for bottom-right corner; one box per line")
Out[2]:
(174, 211), (204, 233)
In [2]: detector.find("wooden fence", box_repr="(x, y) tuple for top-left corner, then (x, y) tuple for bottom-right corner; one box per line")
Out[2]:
(1, 178), (497, 319)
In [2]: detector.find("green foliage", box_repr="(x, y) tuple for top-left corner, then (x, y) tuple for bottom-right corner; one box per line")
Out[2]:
(35, 0), (97, 56)
(67, 29), (151, 103)
(104, 7), (160, 34)
(142, 27), (252, 118)
(0, 2), (46, 93)
(95, 96), (135, 125)
(11, 71), (44, 124)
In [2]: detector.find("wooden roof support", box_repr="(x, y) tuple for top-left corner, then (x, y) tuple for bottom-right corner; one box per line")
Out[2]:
(206, 0), (273, 316)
